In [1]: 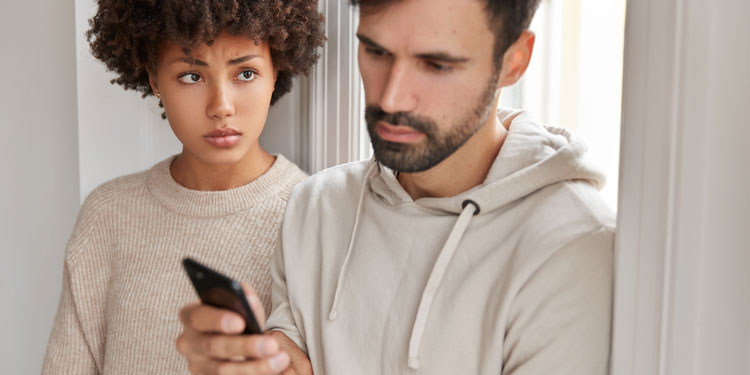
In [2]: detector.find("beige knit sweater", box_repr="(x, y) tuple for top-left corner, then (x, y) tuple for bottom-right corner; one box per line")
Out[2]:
(42, 155), (307, 375)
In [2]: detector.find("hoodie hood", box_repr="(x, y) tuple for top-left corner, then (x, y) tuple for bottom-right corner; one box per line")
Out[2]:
(369, 108), (606, 216)
(327, 108), (607, 370)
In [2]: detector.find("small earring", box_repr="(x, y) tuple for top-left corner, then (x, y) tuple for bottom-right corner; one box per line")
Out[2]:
(155, 92), (161, 99)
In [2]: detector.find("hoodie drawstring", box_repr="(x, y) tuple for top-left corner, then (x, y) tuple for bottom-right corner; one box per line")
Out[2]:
(326, 162), (479, 370)
(328, 161), (377, 321)
(407, 200), (480, 370)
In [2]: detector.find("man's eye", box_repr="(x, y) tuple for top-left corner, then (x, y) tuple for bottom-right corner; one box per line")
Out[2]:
(178, 73), (202, 84)
(366, 47), (388, 57)
(426, 61), (452, 72)
(237, 70), (256, 81)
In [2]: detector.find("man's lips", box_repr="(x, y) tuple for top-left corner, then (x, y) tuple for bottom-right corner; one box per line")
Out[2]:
(204, 128), (242, 148)
(375, 122), (426, 143)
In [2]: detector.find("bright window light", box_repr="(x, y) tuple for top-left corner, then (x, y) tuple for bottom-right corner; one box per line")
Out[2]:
(501, 0), (627, 210)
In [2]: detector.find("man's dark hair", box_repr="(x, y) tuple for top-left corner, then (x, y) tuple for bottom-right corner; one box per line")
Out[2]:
(350, 0), (541, 66)
(87, 0), (326, 105)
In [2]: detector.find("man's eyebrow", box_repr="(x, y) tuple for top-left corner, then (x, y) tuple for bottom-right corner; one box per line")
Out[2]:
(357, 33), (469, 63)
(415, 52), (469, 64)
(356, 34), (387, 50)
(227, 55), (260, 66)
(170, 56), (208, 67)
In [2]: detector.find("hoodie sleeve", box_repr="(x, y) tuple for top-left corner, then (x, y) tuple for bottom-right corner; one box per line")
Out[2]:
(265, 230), (308, 355)
(502, 227), (614, 375)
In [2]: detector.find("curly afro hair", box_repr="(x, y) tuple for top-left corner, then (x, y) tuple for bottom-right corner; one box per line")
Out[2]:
(87, 0), (326, 105)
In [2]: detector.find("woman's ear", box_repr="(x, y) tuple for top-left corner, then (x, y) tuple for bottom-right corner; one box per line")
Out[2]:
(497, 30), (536, 88)
(147, 68), (159, 97)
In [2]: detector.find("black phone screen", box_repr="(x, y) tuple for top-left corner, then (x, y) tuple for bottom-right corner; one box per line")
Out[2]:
(182, 257), (263, 335)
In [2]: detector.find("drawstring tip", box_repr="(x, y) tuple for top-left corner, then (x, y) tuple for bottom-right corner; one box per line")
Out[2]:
(408, 358), (420, 369)
(328, 311), (338, 320)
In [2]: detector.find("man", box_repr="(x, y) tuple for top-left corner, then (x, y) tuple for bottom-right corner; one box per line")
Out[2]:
(177, 0), (614, 373)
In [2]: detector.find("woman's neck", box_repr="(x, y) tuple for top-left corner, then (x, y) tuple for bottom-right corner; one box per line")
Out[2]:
(170, 146), (276, 191)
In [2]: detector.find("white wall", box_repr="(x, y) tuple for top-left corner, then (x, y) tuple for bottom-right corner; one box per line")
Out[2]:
(0, 0), (80, 374)
(679, 1), (750, 372)
(612, 0), (750, 373)
(74, 0), (181, 201)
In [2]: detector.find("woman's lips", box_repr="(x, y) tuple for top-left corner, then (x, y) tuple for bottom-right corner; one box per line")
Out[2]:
(375, 122), (426, 143)
(204, 128), (242, 148)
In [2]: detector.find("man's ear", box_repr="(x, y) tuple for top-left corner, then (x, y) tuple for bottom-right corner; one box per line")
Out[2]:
(497, 30), (536, 88)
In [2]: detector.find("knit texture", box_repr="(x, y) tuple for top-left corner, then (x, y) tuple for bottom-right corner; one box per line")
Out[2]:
(42, 155), (307, 375)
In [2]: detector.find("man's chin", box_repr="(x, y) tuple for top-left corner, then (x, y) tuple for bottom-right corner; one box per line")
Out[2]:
(370, 133), (454, 173)
(373, 150), (436, 173)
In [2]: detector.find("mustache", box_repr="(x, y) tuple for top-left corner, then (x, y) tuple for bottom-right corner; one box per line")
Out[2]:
(364, 106), (437, 135)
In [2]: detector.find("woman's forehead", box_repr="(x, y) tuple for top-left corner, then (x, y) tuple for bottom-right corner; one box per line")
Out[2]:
(160, 34), (270, 61)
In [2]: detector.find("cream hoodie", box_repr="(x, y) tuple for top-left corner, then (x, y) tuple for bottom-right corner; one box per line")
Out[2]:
(266, 109), (615, 374)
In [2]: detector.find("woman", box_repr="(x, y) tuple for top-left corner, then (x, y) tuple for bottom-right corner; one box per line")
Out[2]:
(42, 0), (325, 373)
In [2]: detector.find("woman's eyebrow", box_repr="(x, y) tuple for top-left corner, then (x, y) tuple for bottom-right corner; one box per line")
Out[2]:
(168, 55), (260, 67)
(170, 56), (208, 66)
(227, 55), (260, 66)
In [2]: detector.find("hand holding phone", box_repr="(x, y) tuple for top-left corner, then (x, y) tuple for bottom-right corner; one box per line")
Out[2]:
(178, 258), (296, 373)
(182, 257), (263, 335)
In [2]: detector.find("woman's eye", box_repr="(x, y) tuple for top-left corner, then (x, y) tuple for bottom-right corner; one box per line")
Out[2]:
(237, 70), (256, 81)
(178, 73), (202, 84)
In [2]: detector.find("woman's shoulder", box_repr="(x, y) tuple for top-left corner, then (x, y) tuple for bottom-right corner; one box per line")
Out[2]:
(265, 154), (309, 201)
(81, 164), (161, 214)
(64, 169), (151, 262)
(75, 159), (170, 231)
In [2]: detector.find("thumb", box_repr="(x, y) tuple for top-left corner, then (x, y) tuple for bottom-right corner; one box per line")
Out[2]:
(240, 282), (266, 328)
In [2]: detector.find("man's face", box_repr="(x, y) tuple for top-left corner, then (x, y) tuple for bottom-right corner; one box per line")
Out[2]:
(357, 0), (500, 173)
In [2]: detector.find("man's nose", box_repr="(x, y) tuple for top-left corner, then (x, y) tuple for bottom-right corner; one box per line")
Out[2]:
(378, 60), (418, 114)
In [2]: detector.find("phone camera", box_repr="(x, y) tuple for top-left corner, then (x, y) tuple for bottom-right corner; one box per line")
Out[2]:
(196, 271), (204, 279)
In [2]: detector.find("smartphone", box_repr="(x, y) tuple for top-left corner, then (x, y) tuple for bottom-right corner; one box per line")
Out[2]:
(182, 257), (263, 335)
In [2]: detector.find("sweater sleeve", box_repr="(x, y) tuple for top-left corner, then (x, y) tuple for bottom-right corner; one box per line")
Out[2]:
(502, 227), (615, 375)
(42, 189), (112, 375)
(265, 231), (308, 355)
(42, 262), (99, 374)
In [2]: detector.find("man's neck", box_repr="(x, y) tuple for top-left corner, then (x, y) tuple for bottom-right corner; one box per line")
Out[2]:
(397, 114), (508, 200)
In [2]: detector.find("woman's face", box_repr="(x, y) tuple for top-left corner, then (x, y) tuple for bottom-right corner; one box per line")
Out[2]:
(149, 33), (276, 167)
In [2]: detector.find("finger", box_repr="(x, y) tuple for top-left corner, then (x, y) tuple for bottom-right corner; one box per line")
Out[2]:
(179, 301), (202, 325)
(201, 333), (281, 360)
(177, 327), (210, 357)
(203, 351), (291, 375)
(187, 355), (215, 375)
(181, 302), (246, 334)
(240, 282), (266, 328)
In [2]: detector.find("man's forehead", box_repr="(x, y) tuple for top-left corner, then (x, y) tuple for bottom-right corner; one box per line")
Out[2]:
(357, 0), (493, 54)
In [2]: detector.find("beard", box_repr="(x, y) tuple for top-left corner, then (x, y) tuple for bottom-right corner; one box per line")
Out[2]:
(365, 74), (499, 173)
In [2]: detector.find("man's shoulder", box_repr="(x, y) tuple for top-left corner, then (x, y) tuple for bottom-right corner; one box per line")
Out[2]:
(290, 159), (373, 202)
(517, 179), (615, 252)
